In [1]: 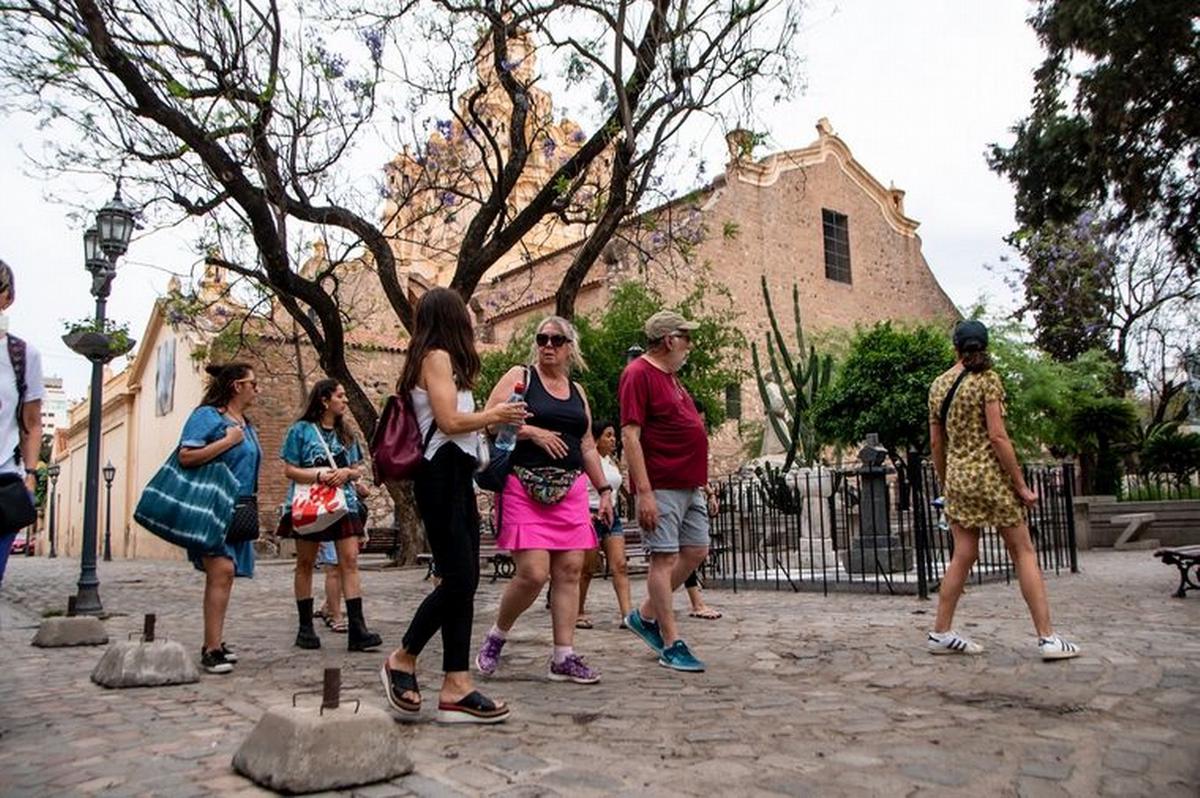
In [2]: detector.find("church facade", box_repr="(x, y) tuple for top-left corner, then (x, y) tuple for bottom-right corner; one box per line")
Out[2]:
(475, 118), (956, 345)
(45, 31), (959, 560)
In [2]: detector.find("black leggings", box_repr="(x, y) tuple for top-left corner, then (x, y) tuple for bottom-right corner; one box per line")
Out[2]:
(401, 445), (481, 672)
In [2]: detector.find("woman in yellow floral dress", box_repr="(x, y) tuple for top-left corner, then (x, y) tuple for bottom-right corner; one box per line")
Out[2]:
(926, 321), (1080, 660)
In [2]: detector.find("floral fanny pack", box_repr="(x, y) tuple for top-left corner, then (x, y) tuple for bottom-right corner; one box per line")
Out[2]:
(514, 465), (580, 505)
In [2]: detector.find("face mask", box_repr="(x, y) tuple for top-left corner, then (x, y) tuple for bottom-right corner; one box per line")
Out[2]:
(0, 312), (8, 335)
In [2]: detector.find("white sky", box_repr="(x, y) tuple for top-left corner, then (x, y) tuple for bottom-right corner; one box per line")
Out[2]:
(0, 0), (1043, 400)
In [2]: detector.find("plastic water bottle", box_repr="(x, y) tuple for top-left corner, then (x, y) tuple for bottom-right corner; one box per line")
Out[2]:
(493, 382), (525, 451)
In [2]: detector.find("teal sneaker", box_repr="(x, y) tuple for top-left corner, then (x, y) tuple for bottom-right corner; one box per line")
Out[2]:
(658, 640), (705, 672)
(624, 609), (665, 654)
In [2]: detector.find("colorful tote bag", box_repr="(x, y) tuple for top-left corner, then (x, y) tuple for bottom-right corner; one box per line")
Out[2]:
(134, 450), (239, 551)
(290, 424), (350, 537)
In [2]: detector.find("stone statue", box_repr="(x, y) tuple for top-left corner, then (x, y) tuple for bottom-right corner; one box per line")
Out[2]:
(1185, 349), (1200, 424)
(761, 379), (787, 457)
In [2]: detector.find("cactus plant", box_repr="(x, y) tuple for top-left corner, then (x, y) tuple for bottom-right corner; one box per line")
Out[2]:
(750, 275), (833, 471)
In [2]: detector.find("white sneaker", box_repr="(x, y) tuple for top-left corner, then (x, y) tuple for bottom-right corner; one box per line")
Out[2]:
(1038, 634), (1081, 660)
(927, 630), (983, 655)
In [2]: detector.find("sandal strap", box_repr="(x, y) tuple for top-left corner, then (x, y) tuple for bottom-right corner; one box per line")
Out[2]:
(442, 690), (497, 712)
(390, 668), (419, 694)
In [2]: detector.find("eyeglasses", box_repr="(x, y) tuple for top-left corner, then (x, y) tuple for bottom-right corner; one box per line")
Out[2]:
(670, 331), (692, 343)
(235, 378), (260, 390)
(536, 333), (571, 348)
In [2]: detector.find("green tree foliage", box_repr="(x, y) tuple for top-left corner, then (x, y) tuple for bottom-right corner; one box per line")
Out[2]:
(812, 323), (953, 460)
(989, 0), (1200, 274)
(987, 324), (1115, 457)
(1067, 396), (1140, 495)
(1139, 424), (1200, 483)
(477, 280), (744, 431)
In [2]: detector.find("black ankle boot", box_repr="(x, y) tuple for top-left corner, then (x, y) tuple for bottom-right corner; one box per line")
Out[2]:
(295, 597), (321, 650)
(346, 597), (382, 651)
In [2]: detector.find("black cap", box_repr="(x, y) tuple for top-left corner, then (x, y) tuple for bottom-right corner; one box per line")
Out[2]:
(953, 320), (989, 352)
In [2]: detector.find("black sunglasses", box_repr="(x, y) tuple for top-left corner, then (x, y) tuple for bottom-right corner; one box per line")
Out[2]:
(536, 333), (571, 348)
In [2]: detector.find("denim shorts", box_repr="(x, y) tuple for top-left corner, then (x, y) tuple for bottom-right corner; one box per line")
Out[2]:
(642, 488), (710, 553)
(317, 541), (338, 567)
(592, 515), (624, 539)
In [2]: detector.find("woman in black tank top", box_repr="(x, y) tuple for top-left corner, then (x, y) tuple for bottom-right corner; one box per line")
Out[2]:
(509, 368), (588, 471)
(475, 316), (615, 685)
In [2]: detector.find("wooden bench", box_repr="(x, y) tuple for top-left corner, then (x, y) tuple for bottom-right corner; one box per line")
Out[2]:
(598, 522), (727, 577)
(361, 526), (401, 559)
(601, 523), (649, 577)
(1154, 545), (1200, 598)
(416, 534), (515, 583)
(1111, 512), (1159, 550)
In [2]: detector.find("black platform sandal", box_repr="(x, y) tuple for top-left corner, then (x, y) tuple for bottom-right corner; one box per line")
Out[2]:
(380, 663), (421, 714)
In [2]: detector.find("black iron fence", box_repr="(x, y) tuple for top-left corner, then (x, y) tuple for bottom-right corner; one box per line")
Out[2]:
(704, 455), (1078, 598)
(1119, 472), (1200, 502)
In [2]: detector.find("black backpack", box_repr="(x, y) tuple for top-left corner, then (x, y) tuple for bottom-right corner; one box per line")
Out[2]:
(6, 334), (27, 465)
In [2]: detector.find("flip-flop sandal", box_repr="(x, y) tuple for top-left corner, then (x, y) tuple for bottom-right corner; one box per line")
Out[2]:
(575, 617), (594, 629)
(689, 608), (723, 620)
(326, 618), (348, 633)
(379, 664), (421, 714)
(437, 690), (510, 724)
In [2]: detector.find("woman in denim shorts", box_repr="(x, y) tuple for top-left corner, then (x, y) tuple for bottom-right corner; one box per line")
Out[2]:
(576, 420), (632, 628)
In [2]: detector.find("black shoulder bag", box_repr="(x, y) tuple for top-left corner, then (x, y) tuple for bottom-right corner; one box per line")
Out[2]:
(938, 370), (971, 429)
(223, 417), (261, 544)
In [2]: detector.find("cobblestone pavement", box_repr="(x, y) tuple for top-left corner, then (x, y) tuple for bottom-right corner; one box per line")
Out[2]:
(1, 550), (1197, 797)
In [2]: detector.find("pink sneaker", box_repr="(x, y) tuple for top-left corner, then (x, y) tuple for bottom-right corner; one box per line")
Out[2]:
(475, 632), (506, 676)
(548, 653), (600, 684)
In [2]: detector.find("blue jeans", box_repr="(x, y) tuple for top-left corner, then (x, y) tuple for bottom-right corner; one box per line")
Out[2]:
(0, 530), (18, 585)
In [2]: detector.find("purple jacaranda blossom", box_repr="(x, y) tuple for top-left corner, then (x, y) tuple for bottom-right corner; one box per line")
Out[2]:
(362, 28), (384, 67)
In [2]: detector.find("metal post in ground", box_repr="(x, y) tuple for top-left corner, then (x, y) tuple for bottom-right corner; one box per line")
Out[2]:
(908, 448), (930, 600)
(47, 464), (60, 558)
(1062, 460), (1079, 573)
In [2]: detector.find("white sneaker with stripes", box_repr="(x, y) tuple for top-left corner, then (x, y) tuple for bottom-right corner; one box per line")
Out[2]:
(1038, 634), (1081, 660)
(927, 630), (983, 655)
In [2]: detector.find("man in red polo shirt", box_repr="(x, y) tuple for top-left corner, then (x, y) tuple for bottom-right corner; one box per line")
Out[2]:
(619, 310), (709, 672)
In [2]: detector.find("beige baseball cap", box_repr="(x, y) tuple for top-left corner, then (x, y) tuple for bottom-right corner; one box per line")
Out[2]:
(644, 310), (700, 341)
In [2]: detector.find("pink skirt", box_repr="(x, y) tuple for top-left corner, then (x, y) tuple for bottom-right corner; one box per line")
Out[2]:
(496, 473), (597, 551)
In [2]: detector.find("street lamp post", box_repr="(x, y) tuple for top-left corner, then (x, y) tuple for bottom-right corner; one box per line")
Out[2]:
(102, 460), (116, 562)
(70, 186), (134, 615)
(47, 463), (60, 559)
(625, 344), (644, 364)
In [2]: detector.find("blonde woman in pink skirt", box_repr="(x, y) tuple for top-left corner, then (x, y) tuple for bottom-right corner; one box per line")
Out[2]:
(475, 316), (615, 684)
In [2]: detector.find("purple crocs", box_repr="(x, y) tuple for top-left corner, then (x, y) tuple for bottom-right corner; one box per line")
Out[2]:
(475, 632), (506, 676)
(547, 653), (600, 684)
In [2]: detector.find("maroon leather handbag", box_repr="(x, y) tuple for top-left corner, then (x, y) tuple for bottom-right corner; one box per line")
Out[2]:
(370, 393), (427, 484)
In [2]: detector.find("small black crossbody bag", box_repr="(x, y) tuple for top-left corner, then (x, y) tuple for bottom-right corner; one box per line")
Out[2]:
(938, 370), (971, 429)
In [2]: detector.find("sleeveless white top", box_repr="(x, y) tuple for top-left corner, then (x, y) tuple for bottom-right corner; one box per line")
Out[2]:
(411, 386), (480, 461)
(587, 454), (622, 510)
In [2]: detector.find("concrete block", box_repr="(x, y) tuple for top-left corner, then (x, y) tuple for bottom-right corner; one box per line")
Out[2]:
(91, 641), (200, 688)
(31, 616), (109, 647)
(232, 703), (413, 794)
(840, 536), (913, 574)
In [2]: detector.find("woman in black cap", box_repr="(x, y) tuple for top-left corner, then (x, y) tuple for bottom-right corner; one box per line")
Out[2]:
(926, 320), (1080, 660)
